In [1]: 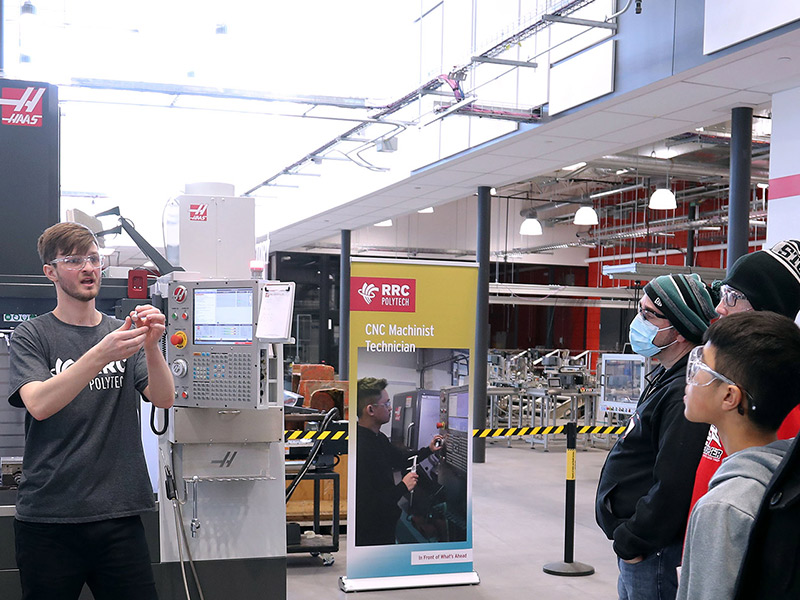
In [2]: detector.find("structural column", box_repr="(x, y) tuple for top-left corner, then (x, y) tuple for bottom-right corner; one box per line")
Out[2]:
(319, 255), (331, 365)
(339, 230), (351, 380)
(686, 204), (697, 267)
(727, 106), (752, 272)
(766, 87), (800, 248)
(473, 187), (490, 463)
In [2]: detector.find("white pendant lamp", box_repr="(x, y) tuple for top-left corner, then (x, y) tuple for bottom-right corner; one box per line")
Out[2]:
(574, 206), (599, 226)
(520, 216), (543, 236)
(649, 188), (676, 210)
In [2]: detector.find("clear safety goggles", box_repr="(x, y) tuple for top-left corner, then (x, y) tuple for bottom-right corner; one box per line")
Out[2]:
(686, 346), (755, 413)
(50, 254), (104, 270)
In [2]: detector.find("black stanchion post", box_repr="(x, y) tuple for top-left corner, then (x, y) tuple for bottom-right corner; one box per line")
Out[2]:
(543, 421), (595, 577)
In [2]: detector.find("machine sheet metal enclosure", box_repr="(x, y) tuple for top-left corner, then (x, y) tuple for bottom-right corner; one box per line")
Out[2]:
(159, 276), (294, 566)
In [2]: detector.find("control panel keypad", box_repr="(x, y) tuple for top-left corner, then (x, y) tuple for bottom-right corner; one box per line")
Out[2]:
(191, 352), (254, 403)
(445, 431), (469, 473)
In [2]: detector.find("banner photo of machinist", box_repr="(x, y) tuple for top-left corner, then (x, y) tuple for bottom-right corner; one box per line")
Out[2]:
(342, 259), (479, 591)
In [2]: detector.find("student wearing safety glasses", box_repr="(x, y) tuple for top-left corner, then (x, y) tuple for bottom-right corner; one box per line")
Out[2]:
(7, 222), (174, 600)
(689, 240), (800, 515)
(677, 311), (800, 600)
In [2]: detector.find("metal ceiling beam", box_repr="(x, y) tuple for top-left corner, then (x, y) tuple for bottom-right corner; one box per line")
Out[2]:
(70, 78), (373, 109)
(601, 263), (726, 281)
(489, 282), (637, 300)
(490, 297), (634, 308)
(542, 14), (618, 30)
(592, 155), (770, 182)
(471, 56), (538, 68)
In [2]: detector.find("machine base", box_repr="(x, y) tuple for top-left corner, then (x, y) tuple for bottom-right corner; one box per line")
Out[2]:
(154, 557), (286, 600)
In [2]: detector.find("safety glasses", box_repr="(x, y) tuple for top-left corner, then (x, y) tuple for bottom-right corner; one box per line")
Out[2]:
(686, 346), (755, 412)
(50, 254), (104, 270)
(637, 303), (666, 323)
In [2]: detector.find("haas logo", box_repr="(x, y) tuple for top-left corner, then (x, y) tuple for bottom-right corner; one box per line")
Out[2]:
(189, 204), (208, 222)
(358, 283), (379, 305)
(1, 87), (45, 127)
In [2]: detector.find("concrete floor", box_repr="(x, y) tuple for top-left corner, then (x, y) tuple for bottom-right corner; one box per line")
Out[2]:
(286, 438), (619, 600)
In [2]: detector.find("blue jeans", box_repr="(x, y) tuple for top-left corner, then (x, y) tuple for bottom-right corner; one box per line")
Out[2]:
(14, 515), (158, 600)
(617, 542), (682, 600)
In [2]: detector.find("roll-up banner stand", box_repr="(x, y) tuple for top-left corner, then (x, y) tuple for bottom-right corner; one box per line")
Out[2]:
(340, 259), (480, 593)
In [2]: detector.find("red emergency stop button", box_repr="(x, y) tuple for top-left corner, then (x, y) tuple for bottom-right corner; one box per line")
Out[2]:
(170, 331), (187, 349)
(181, 391), (188, 399)
(436, 422), (445, 429)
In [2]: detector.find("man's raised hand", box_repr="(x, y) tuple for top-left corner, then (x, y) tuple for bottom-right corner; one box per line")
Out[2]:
(97, 316), (149, 361)
(130, 305), (166, 350)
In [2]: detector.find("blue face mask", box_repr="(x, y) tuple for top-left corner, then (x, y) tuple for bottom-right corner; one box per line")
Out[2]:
(629, 314), (676, 357)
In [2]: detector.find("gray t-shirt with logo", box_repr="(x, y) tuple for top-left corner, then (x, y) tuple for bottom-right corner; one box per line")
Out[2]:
(7, 312), (156, 523)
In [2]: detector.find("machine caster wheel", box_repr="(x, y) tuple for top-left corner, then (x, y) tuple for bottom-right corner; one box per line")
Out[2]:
(310, 552), (320, 557)
(321, 553), (335, 566)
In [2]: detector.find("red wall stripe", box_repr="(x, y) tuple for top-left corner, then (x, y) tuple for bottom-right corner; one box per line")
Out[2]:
(769, 173), (800, 200)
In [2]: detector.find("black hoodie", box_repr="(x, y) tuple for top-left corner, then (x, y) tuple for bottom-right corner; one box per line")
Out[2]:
(734, 433), (800, 599)
(595, 352), (709, 560)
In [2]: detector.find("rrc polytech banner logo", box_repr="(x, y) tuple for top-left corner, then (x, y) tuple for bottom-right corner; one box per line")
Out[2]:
(351, 277), (416, 312)
(1, 86), (45, 127)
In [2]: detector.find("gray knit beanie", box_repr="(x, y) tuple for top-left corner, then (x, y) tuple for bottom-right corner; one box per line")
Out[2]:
(644, 273), (719, 344)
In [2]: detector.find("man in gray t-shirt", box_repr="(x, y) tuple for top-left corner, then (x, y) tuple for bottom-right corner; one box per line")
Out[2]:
(7, 222), (174, 600)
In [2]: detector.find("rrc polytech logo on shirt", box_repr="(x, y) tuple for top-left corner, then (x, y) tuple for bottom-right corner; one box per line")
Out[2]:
(351, 277), (416, 312)
(0, 86), (46, 127)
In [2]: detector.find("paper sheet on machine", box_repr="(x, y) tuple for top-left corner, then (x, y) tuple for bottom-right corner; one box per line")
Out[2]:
(256, 283), (294, 340)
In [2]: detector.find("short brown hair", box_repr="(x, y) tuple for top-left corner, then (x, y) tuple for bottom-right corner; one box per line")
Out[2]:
(357, 377), (387, 417)
(38, 222), (98, 265)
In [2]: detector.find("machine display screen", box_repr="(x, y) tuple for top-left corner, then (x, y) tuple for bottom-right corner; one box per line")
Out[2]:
(447, 390), (470, 432)
(193, 288), (254, 345)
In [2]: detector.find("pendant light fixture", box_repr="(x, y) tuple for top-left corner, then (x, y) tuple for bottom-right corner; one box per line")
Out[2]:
(519, 208), (543, 236)
(574, 206), (599, 226)
(648, 188), (676, 210)
(650, 164), (677, 210)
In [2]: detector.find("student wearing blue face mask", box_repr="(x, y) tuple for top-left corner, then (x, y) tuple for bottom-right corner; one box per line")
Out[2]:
(596, 273), (719, 600)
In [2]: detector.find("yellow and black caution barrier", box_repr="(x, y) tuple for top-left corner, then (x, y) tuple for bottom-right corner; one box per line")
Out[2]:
(472, 425), (627, 438)
(284, 430), (348, 441)
(284, 425), (626, 441)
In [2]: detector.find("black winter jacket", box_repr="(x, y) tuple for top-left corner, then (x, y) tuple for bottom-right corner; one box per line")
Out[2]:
(595, 353), (709, 560)
(354, 425), (432, 546)
(734, 433), (800, 599)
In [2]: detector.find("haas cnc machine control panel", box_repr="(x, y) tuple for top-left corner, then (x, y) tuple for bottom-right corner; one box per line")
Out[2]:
(166, 279), (291, 409)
